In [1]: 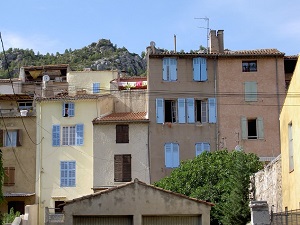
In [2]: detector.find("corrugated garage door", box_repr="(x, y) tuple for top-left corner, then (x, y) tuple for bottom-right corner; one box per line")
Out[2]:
(143, 216), (201, 225)
(74, 216), (133, 225)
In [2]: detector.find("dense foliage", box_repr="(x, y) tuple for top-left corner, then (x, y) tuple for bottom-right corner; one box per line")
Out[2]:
(2, 208), (20, 224)
(155, 149), (263, 225)
(0, 39), (146, 78)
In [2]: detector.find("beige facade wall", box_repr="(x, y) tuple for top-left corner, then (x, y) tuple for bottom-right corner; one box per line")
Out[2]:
(148, 56), (217, 182)
(93, 123), (150, 188)
(0, 116), (36, 213)
(67, 70), (118, 95)
(35, 96), (113, 224)
(63, 181), (211, 225)
(112, 90), (147, 113)
(217, 56), (285, 158)
(280, 56), (300, 210)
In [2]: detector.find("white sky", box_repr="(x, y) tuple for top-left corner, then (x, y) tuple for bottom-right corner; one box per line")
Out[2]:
(1, 0), (300, 56)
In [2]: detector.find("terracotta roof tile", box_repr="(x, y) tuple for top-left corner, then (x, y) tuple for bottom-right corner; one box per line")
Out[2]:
(36, 93), (110, 102)
(93, 112), (148, 123)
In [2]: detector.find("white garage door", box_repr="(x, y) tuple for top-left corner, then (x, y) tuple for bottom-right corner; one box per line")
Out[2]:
(74, 216), (133, 225)
(143, 215), (201, 225)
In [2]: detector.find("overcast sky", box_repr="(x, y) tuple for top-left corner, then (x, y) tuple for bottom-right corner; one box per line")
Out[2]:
(1, 0), (300, 56)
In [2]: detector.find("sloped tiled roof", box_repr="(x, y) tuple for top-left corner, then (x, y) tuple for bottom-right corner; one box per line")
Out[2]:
(93, 112), (148, 123)
(0, 94), (33, 101)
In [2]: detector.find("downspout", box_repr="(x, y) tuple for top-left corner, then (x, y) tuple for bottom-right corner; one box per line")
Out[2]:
(214, 56), (219, 150)
(147, 123), (151, 183)
(275, 56), (281, 157)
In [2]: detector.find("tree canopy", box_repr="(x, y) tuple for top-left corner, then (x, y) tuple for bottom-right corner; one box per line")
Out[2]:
(154, 149), (263, 225)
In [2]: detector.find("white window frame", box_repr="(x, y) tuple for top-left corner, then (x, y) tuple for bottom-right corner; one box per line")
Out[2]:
(4, 130), (18, 147)
(62, 126), (76, 146)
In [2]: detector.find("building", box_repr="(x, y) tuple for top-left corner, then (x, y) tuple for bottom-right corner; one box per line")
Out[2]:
(280, 54), (300, 211)
(63, 178), (213, 225)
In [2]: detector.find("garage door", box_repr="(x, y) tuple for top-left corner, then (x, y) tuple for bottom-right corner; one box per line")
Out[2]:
(74, 216), (133, 225)
(143, 216), (201, 225)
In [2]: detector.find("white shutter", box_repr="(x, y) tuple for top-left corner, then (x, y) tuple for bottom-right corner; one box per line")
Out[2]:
(187, 98), (195, 123)
(156, 98), (164, 124)
(178, 98), (186, 123)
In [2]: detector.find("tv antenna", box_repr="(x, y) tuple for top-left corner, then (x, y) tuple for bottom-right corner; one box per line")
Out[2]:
(194, 17), (210, 51)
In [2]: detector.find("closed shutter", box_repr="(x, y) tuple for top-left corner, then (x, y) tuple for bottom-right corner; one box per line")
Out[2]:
(196, 142), (211, 156)
(257, 117), (264, 139)
(16, 129), (22, 146)
(114, 154), (131, 182)
(116, 125), (129, 143)
(193, 58), (201, 81)
(93, 82), (100, 93)
(200, 57), (207, 81)
(164, 143), (172, 167)
(68, 102), (75, 117)
(245, 81), (257, 101)
(162, 58), (169, 81)
(177, 98), (186, 123)
(4, 167), (15, 186)
(156, 98), (164, 124)
(172, 143), (180, 167)
(60, 161), (76, 187)
(68, 161), (76, 187)
(143, 216), (201, 225)
(76, 124), (84, 146)
(241, 117), (248, 139)
(208, 98), (217, 123)
(74, 216), (133, 225)
(186, 98), (195, 123)
(170, 58), (177, 81)
(52, 125), (60, 146)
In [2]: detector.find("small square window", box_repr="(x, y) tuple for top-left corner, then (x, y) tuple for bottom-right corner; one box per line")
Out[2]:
(242, 61), (257, 72)
(116, 125), (129, 143)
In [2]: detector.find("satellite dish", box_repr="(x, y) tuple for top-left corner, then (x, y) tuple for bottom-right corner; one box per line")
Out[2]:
(235, 145), (242, 151)
(42, 75), (50, 82)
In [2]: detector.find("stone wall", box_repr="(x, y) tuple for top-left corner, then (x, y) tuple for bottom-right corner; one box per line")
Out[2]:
(252, 155), (282, 213)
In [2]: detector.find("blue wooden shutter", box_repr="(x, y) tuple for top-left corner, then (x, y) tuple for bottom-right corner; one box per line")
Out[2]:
(162, 58), (169, 81)
(60, 161), (68, 187)
(165, 143), (172, 167)
(172, 143), (180, 167)
(186, 98), (195, 123)
(208, 98), (217, 123)
(156, 98), (164, 124)
(203, 142), (210, 152)
(52, 125), (60, 146)
(196, 142), (211, 156)
(170, 58), (177, 81)
(193, 58), (201, 81)
(177, 98), (186, 123)
(200, 57), (207, 81)
(195, 143), (202, 156)
(68, 161), (76, 187)
(93, 82), (100, 93)
(241, 117), (248, 139)
(257, 117), (264, 139)
(68, 102), (75, 117)
(245, 81), (257, 101)
(76, 124), (84, 146)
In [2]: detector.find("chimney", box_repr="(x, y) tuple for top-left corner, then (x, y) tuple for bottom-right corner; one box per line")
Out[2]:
(209, 30), (224, 53)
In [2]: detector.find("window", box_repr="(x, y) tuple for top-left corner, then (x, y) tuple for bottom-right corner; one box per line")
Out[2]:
(165, 143), (179, 168)
(52, 124), (84, 146)
(241, 117), (264, 140)
(8, 201), (24, 215)
(114, 154), (131, 182)
(93, 82), (100, 93)
(0, 130), (22, 147)
(60, 161), (76, 187)
(18, 101), (33, 110)
(195, 142), (210, 156)
(288, 123), (294, 172)
(156, 98), (217, 124)
(4, 167), (15, 186)
(116, 125), (129, 143)
(62, 102), (75, 117)
(244, 81), (257, 101)
(193, 57), (207, 81)
(242, 61), (257, 72)
(162, 58), (177, 81)
(55, 201), (65, 213)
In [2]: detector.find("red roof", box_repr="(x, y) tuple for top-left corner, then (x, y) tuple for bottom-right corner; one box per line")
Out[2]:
(93, 112), (148, 123)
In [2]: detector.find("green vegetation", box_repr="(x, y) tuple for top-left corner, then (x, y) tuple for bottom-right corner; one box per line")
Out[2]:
(0, 39), (146, 78)
(2, 208), (20, 224)
(155, 149), (263, 225)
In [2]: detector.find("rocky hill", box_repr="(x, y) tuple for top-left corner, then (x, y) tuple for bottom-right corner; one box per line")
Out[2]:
(0, 39), (147, 78)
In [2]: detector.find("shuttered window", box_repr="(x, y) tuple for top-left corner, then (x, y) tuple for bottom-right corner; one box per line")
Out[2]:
(0, 130), (22, 147)
(93, 82), (100, 93)
(193, 57), (207, 81)
(63, 102), (75, 117)
(244, 81), (257, 102)
(114, 154), (131, 182)
(4, 167), (15, 186)
(60, 161), (76, 187)
(195, 142), (210, 156)
(165, 143), (180, 168)
(163, 58), (177, 81)
(116, 125), (129, 143)
(208, 98), (217, 123)
(241, 117), (264, 140)
(177, 98), (186, 123)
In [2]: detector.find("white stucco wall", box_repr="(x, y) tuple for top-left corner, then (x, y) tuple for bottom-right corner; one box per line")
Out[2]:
(93, 123), (150, 188)
(67, 70), (118, 95)
(35, 96), (113, 224)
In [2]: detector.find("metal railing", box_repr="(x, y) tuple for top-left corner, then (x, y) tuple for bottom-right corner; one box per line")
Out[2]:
(271, 209), (300, 225)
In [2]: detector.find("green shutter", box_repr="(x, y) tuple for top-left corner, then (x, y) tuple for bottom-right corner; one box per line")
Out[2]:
(241, 117), (248, 139)
(257, 117), (264, 139)
(245, 81), (257, 101)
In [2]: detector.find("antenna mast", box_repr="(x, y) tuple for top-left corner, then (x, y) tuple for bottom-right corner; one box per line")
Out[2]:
(194, 17), (210, 51)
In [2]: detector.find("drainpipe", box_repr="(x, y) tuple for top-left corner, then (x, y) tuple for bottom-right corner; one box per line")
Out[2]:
(214, 56), (219, 150)
(275, 56), (281, 157)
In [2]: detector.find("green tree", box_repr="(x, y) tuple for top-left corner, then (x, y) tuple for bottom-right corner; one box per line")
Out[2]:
(154, 149), (263, 225)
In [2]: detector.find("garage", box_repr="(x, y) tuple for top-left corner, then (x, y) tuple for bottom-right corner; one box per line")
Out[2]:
(73, 216), (133, 225)
(143, 215), (201, 225)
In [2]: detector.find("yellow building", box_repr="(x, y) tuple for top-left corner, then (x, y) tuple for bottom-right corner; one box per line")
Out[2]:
(280, 55), (300, 211)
